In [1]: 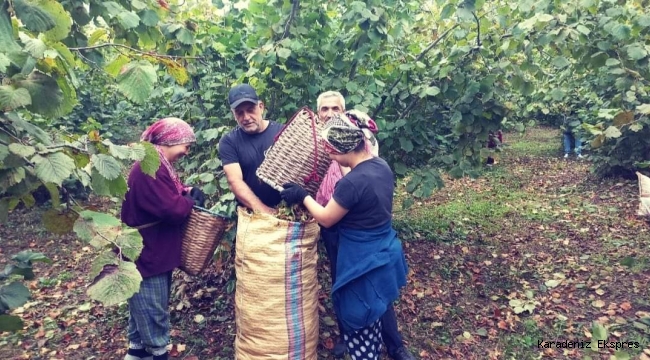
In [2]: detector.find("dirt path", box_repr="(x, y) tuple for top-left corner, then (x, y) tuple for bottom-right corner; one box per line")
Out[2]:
(1, 127), (649, 360)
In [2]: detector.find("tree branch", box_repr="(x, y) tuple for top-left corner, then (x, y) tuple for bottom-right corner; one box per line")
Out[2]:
(280, 0), (300, 40)
(473, 12), (481, 48)
(371, 23), (460, 118)
(347, 32), (369, 83)
(0, 124), (24, 144)
(69, 43), (203, 60)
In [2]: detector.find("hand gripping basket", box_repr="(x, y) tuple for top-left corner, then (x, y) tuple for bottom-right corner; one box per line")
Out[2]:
(256, 107), (331, 197)
(179, 206), (229, 276)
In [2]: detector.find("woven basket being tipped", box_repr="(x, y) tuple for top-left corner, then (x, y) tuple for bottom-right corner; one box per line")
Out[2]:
(180, 207), (229, 276)
(256, 107), (331, 197)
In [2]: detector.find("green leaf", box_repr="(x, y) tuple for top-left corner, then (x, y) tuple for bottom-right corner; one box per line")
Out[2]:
(5, 112), (52, 145)
(551, 56), (571, 69)
(277, 47), (292, 59)
(43, 182), (60, 208)
(399, 137), (414, 152)
(0, 314), (24, 332)
(425, 86), (441, 96)
(0, 1), (20, 53)
(140, 10), (159, 27)
(40, 0), (72, 42)
(636, 104), (650, 114)
(199, 173), (215, 182)
(13, 0), (56, 32)
(0, 53), (10, 72)
(176, 28), (194, 45)
(90, 251), (119, 279)
(91, 169), (128, 197)
(0, 282), (30, 311)
(604, 126), (622, 139)
(117, 11), (140, 29)
(32, 152), (75, 186)
(116, 61), (157, 105)
(629, 123), (643, 132)
(8, 143), (35, 158)
(544, 279), (561, 288)
(625, 43), (648, 61)
(638, 15), (650, 27)
(106, 142), (133, 160)
(131, 0), (148, 10)
(105, 55), (131, 78)
(74, 210), (122, 247)
(0, 86), (32, 110)
(440, 4), (454, 19)
(91, 154), (122, 180)
(73, 210), (122, 242)
(88, 29), (108, 46)
(611, 24), (631, 41)
(605, 58), (620, 67)
(591, 322), (608, 341)
(52, 73), (76, 116)
(456, 7), (473, 22)
(576, 24), (590, 35)
(102, 1), (125, 17)
(393, 162), (407, 175)
(346, 81), (358, 93)
(87, 261), (142, 306)
(15, 72), (64, 117)
(140, 141), (160, 177)
(0, 144), (8, 162)
(115, 228), (143, 262)
(11, 250), (50, 264)
(128, 143), (146, 161)
(613, 351), (630, 360)
(537, 14), (554, 22)
(550, 88), (565, 101)
(18, 33), (46, 58)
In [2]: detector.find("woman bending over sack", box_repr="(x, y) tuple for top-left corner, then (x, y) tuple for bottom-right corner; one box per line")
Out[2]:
(280, 114), (409, 360)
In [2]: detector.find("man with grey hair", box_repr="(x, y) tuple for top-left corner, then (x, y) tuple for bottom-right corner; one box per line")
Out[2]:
(315, 91), (416, 360)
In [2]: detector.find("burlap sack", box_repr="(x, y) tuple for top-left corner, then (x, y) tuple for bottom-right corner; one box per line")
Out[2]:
(636, 172), (650, 216)
(234, 207), (320, 360)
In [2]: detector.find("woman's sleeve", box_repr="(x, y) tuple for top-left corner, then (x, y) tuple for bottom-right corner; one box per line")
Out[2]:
(131, 165), (194, 224)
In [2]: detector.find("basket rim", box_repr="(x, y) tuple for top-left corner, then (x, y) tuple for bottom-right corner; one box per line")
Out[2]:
(192, 205), (228, 218)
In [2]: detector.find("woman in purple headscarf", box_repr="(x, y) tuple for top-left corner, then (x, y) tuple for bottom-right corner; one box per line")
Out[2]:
(120, 117), (204, 360)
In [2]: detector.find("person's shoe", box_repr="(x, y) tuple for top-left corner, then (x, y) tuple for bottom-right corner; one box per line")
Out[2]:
(392, 346), (417, 360)
(332, 341), (347, 358)
(564, 153), (569, 159)
(124, 348), (153, 360)
(577, 154), (584, 159)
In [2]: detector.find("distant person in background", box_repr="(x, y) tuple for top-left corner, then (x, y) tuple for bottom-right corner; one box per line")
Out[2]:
(486, 130), (503, 166)
(561, 112), (584, 159)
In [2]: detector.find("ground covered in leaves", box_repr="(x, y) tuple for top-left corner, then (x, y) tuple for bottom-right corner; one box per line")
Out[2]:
(1, 127), (649, 360)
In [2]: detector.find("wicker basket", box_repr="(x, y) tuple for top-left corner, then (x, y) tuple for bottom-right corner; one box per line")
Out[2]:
(179, 206), (229, 276)
(256, 107), (331, 197)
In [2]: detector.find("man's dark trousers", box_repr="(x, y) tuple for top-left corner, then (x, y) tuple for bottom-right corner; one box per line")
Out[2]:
(320, 226), (404, 356)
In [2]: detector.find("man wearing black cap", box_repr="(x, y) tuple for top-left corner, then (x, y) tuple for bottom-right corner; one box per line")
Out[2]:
(219, 84), (283, 213)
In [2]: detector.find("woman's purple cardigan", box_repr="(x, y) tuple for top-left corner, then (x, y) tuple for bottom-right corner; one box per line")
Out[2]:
(121, 162), (193, 278)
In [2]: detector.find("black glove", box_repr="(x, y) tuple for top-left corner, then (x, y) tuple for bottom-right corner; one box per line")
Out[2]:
(281, 183), (308, 205)
(189, 187), (206, 207)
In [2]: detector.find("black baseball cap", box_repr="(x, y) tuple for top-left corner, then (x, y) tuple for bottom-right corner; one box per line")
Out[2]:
(228, 84), (259, 109)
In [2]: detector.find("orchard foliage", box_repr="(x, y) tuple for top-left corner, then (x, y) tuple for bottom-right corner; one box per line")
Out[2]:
(1, 0), (650, 308)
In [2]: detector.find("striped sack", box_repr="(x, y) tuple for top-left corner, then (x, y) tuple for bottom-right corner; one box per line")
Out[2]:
(234, 207), (320, 360)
